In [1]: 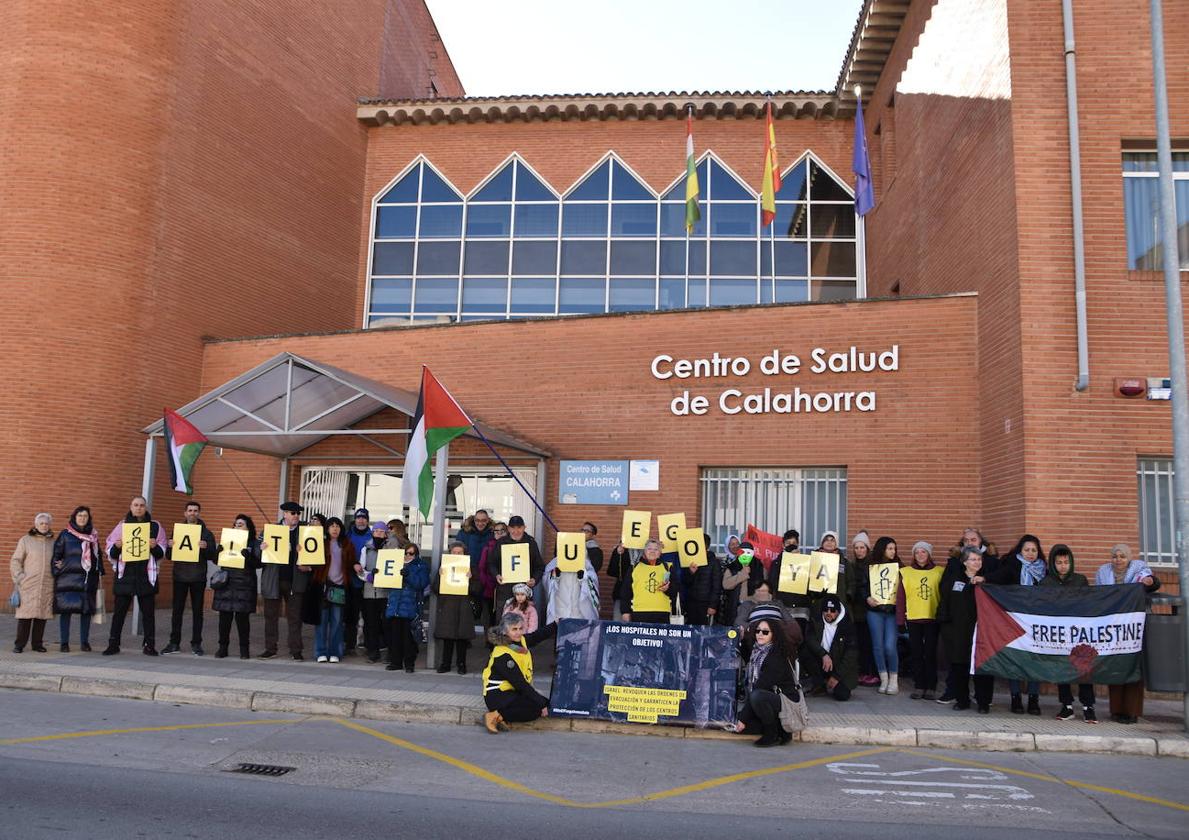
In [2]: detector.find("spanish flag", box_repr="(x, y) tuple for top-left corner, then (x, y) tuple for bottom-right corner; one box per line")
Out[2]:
(760, 101), (781, 227)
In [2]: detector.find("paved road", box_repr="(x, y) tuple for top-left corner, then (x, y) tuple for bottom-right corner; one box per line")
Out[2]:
(1, 689), (1184, 839)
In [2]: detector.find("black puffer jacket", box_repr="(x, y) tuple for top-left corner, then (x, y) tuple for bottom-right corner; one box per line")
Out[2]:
(51, 528), (104, 614)
(108, 517), (164, 597)
(212, 539), (261, 614)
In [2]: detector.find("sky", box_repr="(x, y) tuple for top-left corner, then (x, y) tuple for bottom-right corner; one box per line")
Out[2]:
(424, 0), (866, 97)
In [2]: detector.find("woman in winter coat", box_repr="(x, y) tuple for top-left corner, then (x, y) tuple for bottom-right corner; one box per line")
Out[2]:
(314, 517), (355, 663)
(678, 532), (722, 626)
(802, 594), (858, 701)
(385, 542), (429, 672)
(733, 604), (803, 747)
(897, 541), (941, 701)
(858, 536), (901, 695)
(936, 546), (994, 713)
(991, 534), (1048, 714)
(354, 521), (398, 663)
(482, 611), (555, 734)
(11, 512), (56, 652)
(1096, 543), (1160, 723)
(1040, 544), (1097, 723)
(723, 538), (765, 627)
(477, 522), (505, 625)
(848, 531), (880, 687)
(103, 496), (165, 656)
(212, 514), (261, 659)
(51, 505), (104, 652)
(435, 540), (476, 674)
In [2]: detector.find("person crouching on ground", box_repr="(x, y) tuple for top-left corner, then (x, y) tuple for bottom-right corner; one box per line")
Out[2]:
(482, 611), (554, 734)
(733, 604), (803, 747)
(802, 594), (857, 701)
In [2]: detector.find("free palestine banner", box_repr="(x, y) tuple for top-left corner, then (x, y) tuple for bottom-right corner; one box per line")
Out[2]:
(973, 584), (1146, 684)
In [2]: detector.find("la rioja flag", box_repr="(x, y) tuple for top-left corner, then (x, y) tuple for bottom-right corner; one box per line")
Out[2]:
(401, 367), (471, 518)
(163, 408), (208, 495)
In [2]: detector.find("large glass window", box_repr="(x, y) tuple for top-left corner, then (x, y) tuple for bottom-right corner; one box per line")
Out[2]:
(365, 152), (860, 327)
(1122, 152), (1189, 272)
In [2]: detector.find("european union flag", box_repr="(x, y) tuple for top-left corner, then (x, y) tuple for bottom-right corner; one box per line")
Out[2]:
(853, 95), (875, 217)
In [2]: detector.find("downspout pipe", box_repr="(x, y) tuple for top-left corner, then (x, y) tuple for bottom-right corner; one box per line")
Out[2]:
(1062, 0), (1091, 391)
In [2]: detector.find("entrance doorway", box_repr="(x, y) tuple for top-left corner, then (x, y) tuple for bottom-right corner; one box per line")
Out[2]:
(299, 466), (539, 552)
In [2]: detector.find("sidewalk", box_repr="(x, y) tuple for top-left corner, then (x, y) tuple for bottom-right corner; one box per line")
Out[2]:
(2, 612), (1185, 756)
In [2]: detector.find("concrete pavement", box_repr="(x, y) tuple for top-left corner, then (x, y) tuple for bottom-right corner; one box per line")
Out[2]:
(2, 610), (1185, 755)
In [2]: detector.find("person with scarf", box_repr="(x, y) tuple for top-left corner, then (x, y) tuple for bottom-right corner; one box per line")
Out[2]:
(802, 594), (857, 701)
(52, 506), (104, 652)
(848, 531), (880, 687)
(12, 513), (56, 653)
(542, 549), (601, 624)
(354, 520), (398, 663)
(1096, 543), (1161, 723)
(481, 612), (556, 734)
(1040, 544), (1097, 723)
(314, 517), (354, 663)
(732, 605), (802, 747)
(936, 527), (997, 704)
(936, 546), (994, 713)
(211, 514), (260, 659)
(991, 534), (1048, 714)
(103, 496), (164, 656)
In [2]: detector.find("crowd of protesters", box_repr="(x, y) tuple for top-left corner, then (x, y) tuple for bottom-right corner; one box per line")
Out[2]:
(9, 500), (1166, 742)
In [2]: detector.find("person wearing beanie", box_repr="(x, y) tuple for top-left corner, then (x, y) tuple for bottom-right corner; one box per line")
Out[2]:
(736, 579), (793, 626)
(802, 595), (858, 701)
(897, 541), (941, 700)
(848, 531), (880, 687)
(343, 508), (375, 656)
(353, 521), (398, 663)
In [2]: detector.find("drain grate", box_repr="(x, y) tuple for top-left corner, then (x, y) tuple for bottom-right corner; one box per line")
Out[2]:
(227, 763), (296, 777)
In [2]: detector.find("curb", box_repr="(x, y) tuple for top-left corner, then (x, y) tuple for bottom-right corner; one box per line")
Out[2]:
(1, 671), (1184, 757)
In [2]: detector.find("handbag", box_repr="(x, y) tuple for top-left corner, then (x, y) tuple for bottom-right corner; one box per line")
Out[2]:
(775, 660), (809, 732)
(210, 568), (230, 590)
(91, 588), (106, 626)
(326, 584), (346, 605)
(9, 590), (19, 609)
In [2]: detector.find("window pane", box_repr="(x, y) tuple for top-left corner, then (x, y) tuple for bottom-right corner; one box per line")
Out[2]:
(515, 164), (555, 201)
(774, 279), (809, 302)
(562, 203), (608, 236)
(472, 165), (513, 201)
(421, 167), (462, 202)
(611, 160), (654, 201)
(662, 239), (708, 275)
(688, 278), (707, 307)
(811, 204), (857, 238)
(759, 240), (809, 277)
(560, 240), (606, 275)
(710, 240), (757, 276)
(512, 240), (557, 275)
(419, 204), (463, 238)
(372, 242), (414, 275)
(463, 241), (509, 275)
(1125, 177), (1189, 270)
(659, 278), (685, 309)
(510, 277), (556, 313)
(379, 170), (419, 203)
(709, 159), (752, 201)
(710, 203), (757, 237)
(810, 240), (856, 277)
(660, 202), (706, 237)
(416, 241), (460, 275)
(461, 277), (507, 314)
(414, 277), (458, 313)
(812, 279), (857, 301)
(710, 278), (756, 306)
(809, 160), (852, 202)
(609, 278), (655, 312)
(370, 277), (412, 311)
(778, 160), (809, 202)
(514, 204), (558, 237)
(367, 314), (411, 328)
(569, 160), (611, 201)
(610, 240), (656, 275)
(775, 203), (808, 238)
(559, 277), (605, 313)
(1123, 152), (1189, 173)
(375, 205), (416, 238)
(466, 204), (511, 237)
(611, 203), (657, 237)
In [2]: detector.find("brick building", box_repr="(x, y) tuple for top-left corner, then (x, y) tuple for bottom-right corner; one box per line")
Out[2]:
(3, 0), (1186, 607)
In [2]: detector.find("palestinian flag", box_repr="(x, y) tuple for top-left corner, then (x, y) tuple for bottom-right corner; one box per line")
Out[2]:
(684, 109), (701, 233)
(973, 584), (1146, 684)
(401, 367), (471, 518)
(760, 101), (781, 227)
(163, 408), (208, 495)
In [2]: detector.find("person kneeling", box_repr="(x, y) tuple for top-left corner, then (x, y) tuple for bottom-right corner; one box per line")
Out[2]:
(482, 612), (556, 734)
(803, 595), (857, 701)
(734, 605), (803, 747)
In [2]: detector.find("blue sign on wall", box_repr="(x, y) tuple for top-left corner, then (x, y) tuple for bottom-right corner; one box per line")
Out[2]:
(559, 460), (629, 505)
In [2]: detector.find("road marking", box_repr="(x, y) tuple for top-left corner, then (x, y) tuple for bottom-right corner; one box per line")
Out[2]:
(828, 760), (1037, 805)
(908, 750), (1189, 814)
(336, 718), (893, 809)
(0, 718), (300, 746)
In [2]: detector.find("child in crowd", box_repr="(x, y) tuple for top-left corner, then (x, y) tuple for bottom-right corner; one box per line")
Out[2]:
(502, 583), (538, 634)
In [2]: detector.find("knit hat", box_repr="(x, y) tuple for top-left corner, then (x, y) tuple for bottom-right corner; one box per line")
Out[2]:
(911, 540), (933, 557)
(820, 530), (839, 543)
(370, 521), (389, 532)
(851, 531), (870, 548)
(747, 604), (784, 625)
(512, 583), (533, 599)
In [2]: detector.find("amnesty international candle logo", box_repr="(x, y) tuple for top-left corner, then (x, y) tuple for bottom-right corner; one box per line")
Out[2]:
(868, 563), (899, 606)
(122, 523), (151, 562)
(917, 576), (933, 601)
(902, 567), (944, 620)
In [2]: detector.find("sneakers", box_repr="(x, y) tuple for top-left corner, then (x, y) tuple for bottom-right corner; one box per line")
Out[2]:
(1027, 694), (1041, 716)
(1083, 706), (1098, 724)
(1056, 704), (1075, 721)
(102, 644), (120, 656)
(329, 656), (340, 663)
(316, 655), (329, 663)
(885, 674), (899, 695)
(1010, 694), (1025, 714)
(936, 693), (955, 704)
(191, 644), (204, 657)
(257, 649), (277, 659)
(160, 643), (182, 655)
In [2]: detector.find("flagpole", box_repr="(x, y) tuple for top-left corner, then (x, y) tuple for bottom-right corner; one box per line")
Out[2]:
(425, 444), (449, 668)
(470, 422), (559, 532)
(213, 449), (272, 522)
(769, 219), (776, 302)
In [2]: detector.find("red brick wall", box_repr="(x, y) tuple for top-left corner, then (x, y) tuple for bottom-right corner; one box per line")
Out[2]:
(182, 295), (980, 563)
(0, 0), (460, 605)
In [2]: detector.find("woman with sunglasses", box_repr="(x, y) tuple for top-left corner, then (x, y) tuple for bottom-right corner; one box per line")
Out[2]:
(733, 605), (803, 747)
(384, 542), (429, 672)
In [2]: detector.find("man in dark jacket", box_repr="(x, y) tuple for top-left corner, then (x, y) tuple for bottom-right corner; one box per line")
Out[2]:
(103, 496), (165, 656)
(260, 501), (312, 661)
(1041, 544), (1097, 723)
(677, 533), (722, 626)
(488, 515), (543, 610)
(766, 529), (813, 631)
(163, 501), (217, 655)
(802, 595), (858, 701)
(343, 507), (374, 655)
